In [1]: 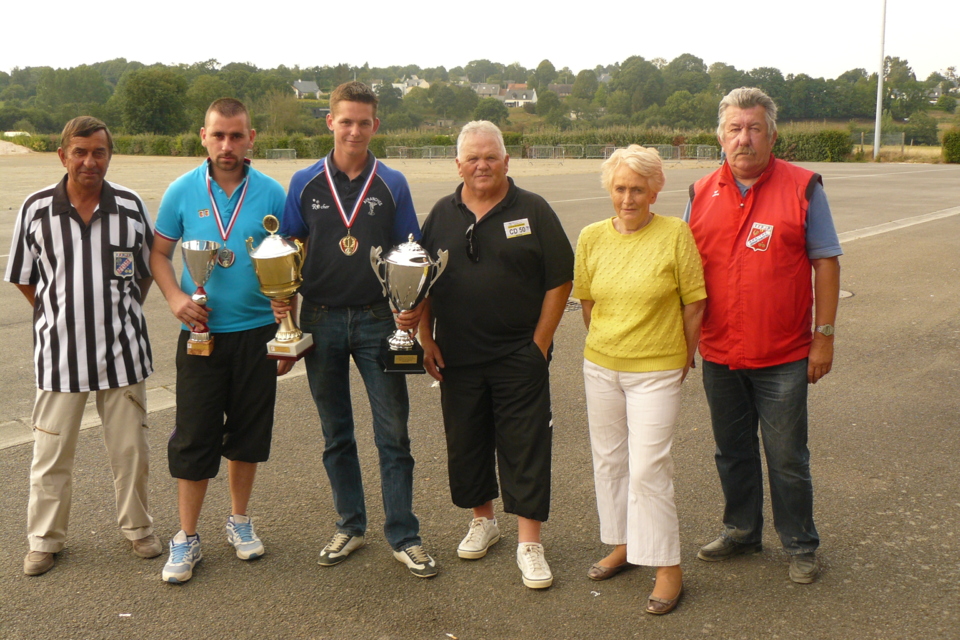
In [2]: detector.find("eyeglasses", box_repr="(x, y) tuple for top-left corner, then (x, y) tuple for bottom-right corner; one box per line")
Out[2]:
(465, 223), (480, 263)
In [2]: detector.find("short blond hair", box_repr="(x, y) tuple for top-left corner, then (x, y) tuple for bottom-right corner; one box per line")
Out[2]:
(600, 145), (665, 194)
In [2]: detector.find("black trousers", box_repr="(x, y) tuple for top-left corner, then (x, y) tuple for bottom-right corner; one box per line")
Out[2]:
(439, 341), (553, 522)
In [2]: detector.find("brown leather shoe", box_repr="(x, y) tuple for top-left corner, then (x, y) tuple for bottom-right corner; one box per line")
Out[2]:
(132, 534), (163, 558)
(646, 585), (683, 615)
(587, 562), (628, 581)
(24, 551), (55, 576)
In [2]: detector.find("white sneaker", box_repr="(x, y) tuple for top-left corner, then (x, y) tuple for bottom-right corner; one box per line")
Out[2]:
(393, 544), (438, 578)
(517, 542), (553, 589)
(457, 517), (501, 559)
(226, 514), (264, 560)
(162, 531), (202, 584)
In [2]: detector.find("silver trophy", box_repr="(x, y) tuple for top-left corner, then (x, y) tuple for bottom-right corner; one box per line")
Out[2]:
(370, 234), (448, 373)
(246, 215), (315, 361)
(181, 239), (220, 356)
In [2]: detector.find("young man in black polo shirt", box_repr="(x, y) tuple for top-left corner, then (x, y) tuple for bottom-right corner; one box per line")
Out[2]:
(275, 81), (436, 578)
(418, 121), (574, 589)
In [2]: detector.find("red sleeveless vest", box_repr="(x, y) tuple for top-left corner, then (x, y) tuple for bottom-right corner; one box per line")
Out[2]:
(688, 158), (817, 369)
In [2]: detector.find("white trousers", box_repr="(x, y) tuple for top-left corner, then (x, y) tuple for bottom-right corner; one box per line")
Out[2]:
(28, 382), (153, 552)
(583, 360), (682, 566)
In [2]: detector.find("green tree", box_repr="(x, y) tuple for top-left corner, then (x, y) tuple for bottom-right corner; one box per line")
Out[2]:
(571, 70), (599, 100)
(936, 94), (957, 113)
(473, 97), (509, 125)
(746, 67), (786, 105)
(663, 54), (711, 95)
(536, 90), (560, 116)
(116, 68), (189, 134)
(464, 60), (501, 83)
(450, 85), (479, 119)
(612, 56), (666, 112)
(186, 75), (236, 130)
(708, 62), (748, 94)
(533, 60), (557, 92)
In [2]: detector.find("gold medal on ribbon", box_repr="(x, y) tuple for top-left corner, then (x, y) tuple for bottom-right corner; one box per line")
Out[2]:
(339, 233), (359, 256)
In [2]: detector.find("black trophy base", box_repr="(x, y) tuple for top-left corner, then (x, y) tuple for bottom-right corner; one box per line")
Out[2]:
(378, 338), (426, 374)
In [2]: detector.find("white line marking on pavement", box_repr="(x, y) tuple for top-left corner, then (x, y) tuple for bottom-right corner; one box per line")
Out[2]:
(839, 207), (960, 244)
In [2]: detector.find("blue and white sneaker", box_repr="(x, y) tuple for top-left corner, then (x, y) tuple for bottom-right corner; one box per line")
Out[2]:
(226, 514), (264, 560)
(162, 531), (202, 583)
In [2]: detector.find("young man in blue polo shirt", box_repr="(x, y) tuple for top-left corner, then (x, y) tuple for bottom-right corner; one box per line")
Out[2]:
(151, 98), (289, 584)
(274, 81), (436, 578)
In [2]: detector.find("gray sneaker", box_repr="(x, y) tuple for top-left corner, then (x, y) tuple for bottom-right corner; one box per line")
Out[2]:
(318, 532), (365, 567)
(393, 544), (438, 578)
(788, 552), (820, 584)
(457, 517), (501, 559)
(697, 536), (762, 561)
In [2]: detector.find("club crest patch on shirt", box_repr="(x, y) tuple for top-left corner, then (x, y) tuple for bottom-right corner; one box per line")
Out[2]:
(198, 209), (210, 218)
(365, 197), (383, 216)
(504, 218), (531, 238)
(746, 223), (774, 252)
(113, 251), (134, 278)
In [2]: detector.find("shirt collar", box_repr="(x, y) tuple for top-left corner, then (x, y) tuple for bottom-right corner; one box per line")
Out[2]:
(453, 177), (518, 220)
(51, 174), (118, 216)
(326, 150), (376, 182)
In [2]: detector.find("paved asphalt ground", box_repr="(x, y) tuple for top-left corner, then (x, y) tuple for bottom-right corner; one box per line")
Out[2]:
(0, 158), (958, 640)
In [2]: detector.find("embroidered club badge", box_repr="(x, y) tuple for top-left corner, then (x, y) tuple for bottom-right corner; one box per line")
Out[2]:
(746, 223), (774, 252)
(114, 251), (135, 277)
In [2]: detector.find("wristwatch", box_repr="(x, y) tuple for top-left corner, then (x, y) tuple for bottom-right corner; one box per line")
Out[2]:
(815, 324), (835, 337)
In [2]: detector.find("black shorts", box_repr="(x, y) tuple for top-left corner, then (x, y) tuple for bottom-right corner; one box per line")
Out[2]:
(440, 341), (553, 522)
(168, 324), (278, 481)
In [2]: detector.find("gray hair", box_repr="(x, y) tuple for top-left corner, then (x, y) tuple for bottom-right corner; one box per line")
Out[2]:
(600, 144), (665, 195)
(457, 120), (507, 160)
(717, 87), (778, 140)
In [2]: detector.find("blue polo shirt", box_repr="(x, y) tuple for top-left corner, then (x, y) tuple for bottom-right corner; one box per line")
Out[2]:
(156, 160), (286, 332)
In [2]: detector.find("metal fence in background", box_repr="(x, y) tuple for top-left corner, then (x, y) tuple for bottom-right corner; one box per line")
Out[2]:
(384, 144), (719, 161)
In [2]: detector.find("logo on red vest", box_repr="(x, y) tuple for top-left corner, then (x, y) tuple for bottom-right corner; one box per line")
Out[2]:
(746, 222), (774, 252)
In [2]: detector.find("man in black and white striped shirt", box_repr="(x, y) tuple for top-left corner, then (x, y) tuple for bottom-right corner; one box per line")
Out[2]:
(5, 116), (162, 576)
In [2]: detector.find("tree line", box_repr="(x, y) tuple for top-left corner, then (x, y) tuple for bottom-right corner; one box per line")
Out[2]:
(0, 56), (956, 140)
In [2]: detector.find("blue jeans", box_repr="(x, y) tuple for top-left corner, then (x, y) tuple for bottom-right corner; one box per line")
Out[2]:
(300, 299), (420, 551)
(702, 359), (819, 554)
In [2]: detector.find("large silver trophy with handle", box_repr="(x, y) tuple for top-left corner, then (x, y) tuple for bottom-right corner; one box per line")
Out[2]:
(181, 239), (220, 356)
(246, 215), (315, 361)
(370, 234), (447, 374)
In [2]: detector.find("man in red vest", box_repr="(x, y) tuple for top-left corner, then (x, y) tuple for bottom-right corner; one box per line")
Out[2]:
(685, 87), (841, 584)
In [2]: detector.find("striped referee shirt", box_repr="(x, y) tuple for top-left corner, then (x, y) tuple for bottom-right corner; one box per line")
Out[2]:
(4, 175), (154, 393)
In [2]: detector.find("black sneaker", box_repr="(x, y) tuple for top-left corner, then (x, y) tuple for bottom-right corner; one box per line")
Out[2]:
(318, 533), (365, 567)
(393, 545), (438, 578)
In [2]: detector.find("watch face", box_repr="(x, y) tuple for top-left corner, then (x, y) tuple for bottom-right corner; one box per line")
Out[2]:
(817, 325), (834, 336)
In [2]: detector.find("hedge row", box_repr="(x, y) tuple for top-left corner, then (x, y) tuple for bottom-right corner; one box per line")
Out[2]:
(6, 128), (853, 162)
(943, 129), (960, 163)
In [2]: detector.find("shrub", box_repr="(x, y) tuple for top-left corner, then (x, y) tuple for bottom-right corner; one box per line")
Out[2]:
(149, 135), (173, 156)
(943, 129), (960, 163)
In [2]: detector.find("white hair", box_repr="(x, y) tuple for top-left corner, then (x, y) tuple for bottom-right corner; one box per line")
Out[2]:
(456, 120), (507, 160)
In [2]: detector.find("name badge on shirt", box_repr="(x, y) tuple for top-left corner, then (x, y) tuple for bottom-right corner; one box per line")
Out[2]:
(114, 251), (135, 278)
(504, 218), (531, 238)
(746, 222), (774, 252)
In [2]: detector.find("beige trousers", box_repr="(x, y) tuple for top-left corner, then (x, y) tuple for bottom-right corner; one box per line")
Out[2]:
(28, 381), (153, 553)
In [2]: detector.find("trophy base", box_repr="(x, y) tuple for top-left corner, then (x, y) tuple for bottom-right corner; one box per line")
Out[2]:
(378, 338), (426, 374)
(266, 334), (315, 361)
(187, 336), (214, 356)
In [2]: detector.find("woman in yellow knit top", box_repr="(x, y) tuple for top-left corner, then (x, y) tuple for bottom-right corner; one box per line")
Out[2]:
(573, 145), (706, 615)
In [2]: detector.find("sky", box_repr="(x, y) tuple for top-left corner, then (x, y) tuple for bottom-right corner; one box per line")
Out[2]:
(3, 0), (956, 82)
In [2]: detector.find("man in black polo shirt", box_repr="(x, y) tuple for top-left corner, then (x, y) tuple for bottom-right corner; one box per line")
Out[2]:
(5, 116), (161, 576)
(418, 120), (574, 589)
(276, 81), (436, 578)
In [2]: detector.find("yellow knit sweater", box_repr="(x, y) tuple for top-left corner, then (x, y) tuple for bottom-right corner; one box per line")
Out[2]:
(573, 214), (706, 372)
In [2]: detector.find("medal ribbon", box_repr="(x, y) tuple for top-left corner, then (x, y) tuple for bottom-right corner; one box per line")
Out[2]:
(324, 158), (379, 231)
(205, 158), (251, 244)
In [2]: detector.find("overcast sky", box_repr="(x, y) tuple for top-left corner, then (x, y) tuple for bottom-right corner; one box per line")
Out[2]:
(3, 0), (956, 81)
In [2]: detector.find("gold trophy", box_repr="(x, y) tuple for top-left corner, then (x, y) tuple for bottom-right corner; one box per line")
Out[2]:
(246, 215), (315, 361)
(181, 239), (220, 356)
